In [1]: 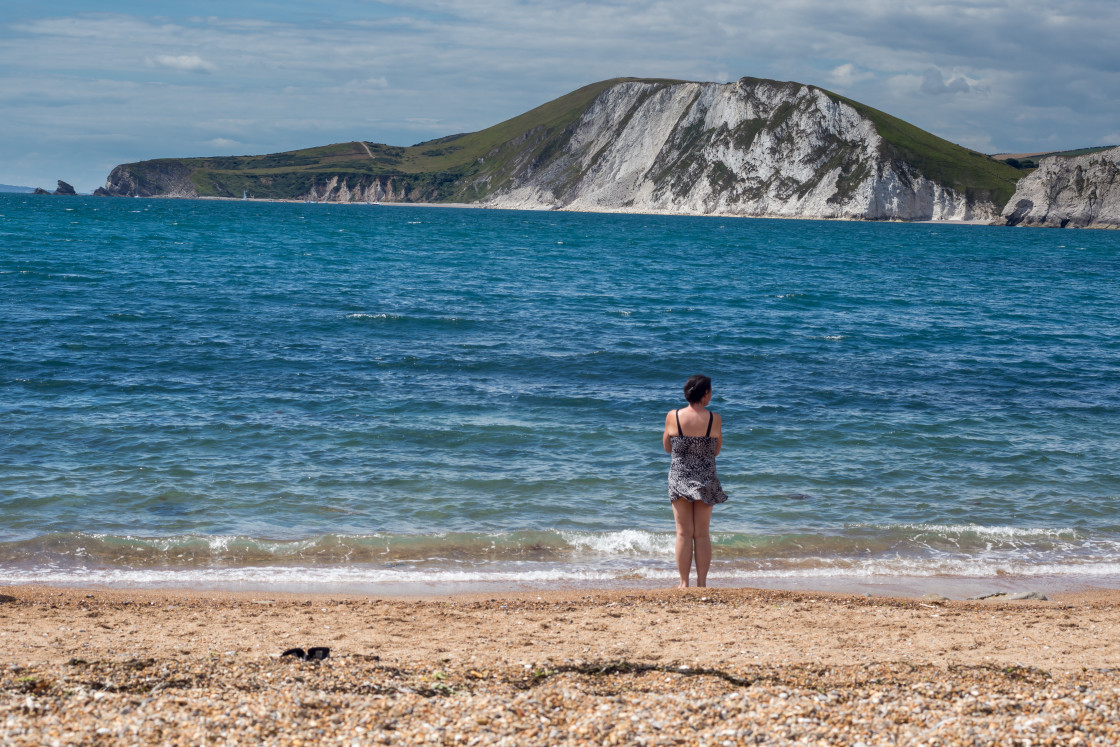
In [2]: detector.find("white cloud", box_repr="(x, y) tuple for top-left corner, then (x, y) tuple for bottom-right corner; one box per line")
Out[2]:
(403, 117), (445, 131)
(827, 64), (874, 88)
(204, 137), (242, 148)
(920, 68), (977, 96)
(334, 77), (391, 96)
(153, 54), (218, 73)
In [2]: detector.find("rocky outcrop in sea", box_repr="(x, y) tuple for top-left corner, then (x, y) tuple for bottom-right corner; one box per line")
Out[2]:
(33, 180), (78, 196)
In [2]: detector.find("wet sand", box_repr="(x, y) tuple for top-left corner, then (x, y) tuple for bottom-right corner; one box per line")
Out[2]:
(3, 584), (1120, 743)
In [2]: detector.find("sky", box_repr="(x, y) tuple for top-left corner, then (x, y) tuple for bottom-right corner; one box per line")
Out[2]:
(2, 0), (1119, 193)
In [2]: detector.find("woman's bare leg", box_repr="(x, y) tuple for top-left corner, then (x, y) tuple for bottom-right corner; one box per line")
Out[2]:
(692, 501), (714, 587)
(672, 499), (695, 588)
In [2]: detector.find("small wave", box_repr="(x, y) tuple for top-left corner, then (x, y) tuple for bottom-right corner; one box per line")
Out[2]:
(848, 523), (1082, 541)
(3, 526), (1113, 574)
(345, 313), (402, 321)
(560, 530), (672, 555)
(0, 531), (579, 567)
(344, 312), (475, 327)
(6, 556), (1120, 593)
(726, 557), (1120, 579)
(0, 565), (649, 591)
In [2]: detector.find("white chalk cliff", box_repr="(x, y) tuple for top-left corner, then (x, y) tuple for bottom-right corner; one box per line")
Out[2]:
(474, 79), (1000, 221)
(1001, 146), (1120, 228)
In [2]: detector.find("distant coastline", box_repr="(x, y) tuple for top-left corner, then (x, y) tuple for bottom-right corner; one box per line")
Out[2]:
(194, 195), (485, 209)
(86, 192), (1001, 224)
(84, 78), (1120, 227)
(90, 77), (1019, 222)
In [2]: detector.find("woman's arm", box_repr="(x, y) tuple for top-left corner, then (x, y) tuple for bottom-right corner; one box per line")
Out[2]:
(663, 411), (674, 453)
(711, 412), (722, 456)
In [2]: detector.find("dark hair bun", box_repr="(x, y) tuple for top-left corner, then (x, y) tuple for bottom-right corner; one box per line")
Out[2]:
(683, 374), (712, 404)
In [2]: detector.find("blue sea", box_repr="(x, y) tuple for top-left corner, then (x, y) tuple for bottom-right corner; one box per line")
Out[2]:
(2, 193), (1119, 595)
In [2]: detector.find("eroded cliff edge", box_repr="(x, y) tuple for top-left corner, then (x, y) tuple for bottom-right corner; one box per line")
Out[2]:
(1001, 147), (1120, 229)
(93, 160), (198, 198)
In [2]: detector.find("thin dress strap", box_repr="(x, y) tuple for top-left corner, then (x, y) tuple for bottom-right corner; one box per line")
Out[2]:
(705, 412), (713, 437)
(675, 409), (683, 437)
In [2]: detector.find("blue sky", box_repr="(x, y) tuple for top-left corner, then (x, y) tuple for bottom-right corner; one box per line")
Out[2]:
(3, 0), (1118, 192)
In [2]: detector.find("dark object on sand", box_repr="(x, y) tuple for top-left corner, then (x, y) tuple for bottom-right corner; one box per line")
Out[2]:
(281, 646), (331, 661)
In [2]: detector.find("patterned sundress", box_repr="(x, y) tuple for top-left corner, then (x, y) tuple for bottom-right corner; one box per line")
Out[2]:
(668, 410), (728, 505)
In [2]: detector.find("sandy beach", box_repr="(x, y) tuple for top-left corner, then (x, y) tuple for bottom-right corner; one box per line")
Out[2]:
(3, 583), (1120, 744)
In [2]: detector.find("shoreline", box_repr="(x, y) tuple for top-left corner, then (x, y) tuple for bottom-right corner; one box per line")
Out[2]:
(28, 192), (1120, 228)
(4, 570), (1119, 600)
(5, 583), (1120, 742)
(79, 192), (1004, 225)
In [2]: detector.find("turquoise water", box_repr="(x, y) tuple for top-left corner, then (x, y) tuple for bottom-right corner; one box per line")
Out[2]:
(2, 194), (1120, 592)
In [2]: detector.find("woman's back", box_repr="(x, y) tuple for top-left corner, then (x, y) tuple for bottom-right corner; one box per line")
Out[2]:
(666, 407), (723, 448)
(666, 406), (726, 506)
(672, 407), (718, 439)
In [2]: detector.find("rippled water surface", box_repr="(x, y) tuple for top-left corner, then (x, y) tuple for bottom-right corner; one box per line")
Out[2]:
(2, 194), (1119, 591)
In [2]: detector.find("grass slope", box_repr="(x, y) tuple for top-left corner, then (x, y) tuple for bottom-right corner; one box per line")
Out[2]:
(120, 77), (1022, 205)
(131, 79), (646, 200)
(993, 145), (1118, 171)
(824, 89), (1023, 207)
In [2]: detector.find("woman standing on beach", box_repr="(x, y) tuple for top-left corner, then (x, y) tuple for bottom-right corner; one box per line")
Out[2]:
(663, 374), (727, 588)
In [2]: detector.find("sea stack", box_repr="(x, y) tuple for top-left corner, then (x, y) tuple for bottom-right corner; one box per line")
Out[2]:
(33, 180), (79, 195)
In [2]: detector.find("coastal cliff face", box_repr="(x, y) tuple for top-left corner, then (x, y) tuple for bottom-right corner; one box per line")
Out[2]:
(1001, 146), (1120, 228)
(95, 160), (199, 198)
(95, 155), (453, 203)
(297, 175), (448, 203)
(477, 80), (999, 221)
